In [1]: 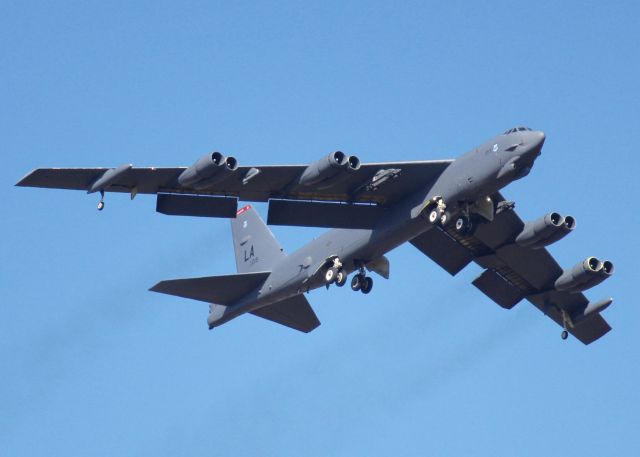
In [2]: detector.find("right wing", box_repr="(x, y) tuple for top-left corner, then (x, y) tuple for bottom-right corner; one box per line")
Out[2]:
(410, 194), (612, 345)
(250, 294), (320, 333)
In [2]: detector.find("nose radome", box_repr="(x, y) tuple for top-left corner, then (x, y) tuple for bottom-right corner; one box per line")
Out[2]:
(532, 130), (546, 147)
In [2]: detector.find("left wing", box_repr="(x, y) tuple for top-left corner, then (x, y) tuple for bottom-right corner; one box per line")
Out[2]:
(410, 193), (613, 344)
(17, 160), (452, 209)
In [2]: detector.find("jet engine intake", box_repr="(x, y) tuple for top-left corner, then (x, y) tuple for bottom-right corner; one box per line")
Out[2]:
(554, 256), (614, 293)
(178, 152), (238, 189)
(298, 151), (360, 188)
(515, 212), (575, 249)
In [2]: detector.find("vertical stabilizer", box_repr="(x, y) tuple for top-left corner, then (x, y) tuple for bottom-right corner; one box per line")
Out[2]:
(231, 205), (286, 273)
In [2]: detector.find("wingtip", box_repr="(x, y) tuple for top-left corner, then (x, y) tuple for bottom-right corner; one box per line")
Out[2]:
(148, 282), (164, 293)
(15, 169), (37, 187)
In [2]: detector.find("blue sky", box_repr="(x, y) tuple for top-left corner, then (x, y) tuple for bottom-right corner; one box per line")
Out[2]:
(2, 1), (639, 455)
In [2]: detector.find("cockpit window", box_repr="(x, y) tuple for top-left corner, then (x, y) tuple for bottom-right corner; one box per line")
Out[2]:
(504, 126), (532, 134)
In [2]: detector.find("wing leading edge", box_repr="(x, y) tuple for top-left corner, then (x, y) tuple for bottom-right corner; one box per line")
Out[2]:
(16, 160), (453, 208)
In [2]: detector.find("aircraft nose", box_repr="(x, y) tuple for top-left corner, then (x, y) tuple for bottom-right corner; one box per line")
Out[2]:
(525, 130), (545, 156)
(533, 130), (545, 146)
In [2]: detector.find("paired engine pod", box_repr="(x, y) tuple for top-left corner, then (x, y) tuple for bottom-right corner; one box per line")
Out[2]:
(298, 151), (361, 189)
(178, 152), (238, 189)
(555, 256), (614, 293)
(515, 212), (575, 249)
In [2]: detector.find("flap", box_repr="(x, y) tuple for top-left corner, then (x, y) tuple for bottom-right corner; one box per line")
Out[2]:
(156, 193), (238, 218)
(472, 269), (524, 309)
(267, 199), (385, 229)
(410, 227), (474, 276)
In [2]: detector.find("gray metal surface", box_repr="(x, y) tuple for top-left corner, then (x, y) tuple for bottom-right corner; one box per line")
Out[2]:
(149, 271), (270, 305)
(250, 294), (320, 333)
(231, 204), (286, 274)
(267, 200), (385, 229)
(156, 193), (238, 218)
(17, 160), (453, 205)
(18, 127), (615, 344)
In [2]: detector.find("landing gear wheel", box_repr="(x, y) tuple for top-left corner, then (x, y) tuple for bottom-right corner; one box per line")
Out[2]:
(428, 208), (439, 224)
(440, 211), (450, 226)
(361, 276), (373, 294)
(561, 330), (569, 340)
(325, 267), (338, 284)
(455, 215), (473, 235)
(335, 269), (347, 287)
(351, 274), (364, 291)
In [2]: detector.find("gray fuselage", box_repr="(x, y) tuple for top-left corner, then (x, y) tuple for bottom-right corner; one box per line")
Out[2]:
(209, 129), (545, 328)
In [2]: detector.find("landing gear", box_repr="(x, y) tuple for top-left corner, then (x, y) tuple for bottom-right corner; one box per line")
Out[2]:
(324, 257), (345, 286)
(350, 267), (374, 294)
(361, 276), (373, 294)
(560, 309), (573, 341)
(428, 208), (440, 224)
(427, 197), (449, 227)
(335, 269), (347, 287)
(351, 274), (363, 291)
(428, 207), (450, 226)
(324, 267), (338, 284)
(455, 215), (474, 235)
(97, 190), (105, 211)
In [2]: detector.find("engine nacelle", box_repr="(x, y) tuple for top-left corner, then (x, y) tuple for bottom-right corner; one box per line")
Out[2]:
(298, 151), (360, 188)
(515, 212), (575, 249)
(554, 257), (614, 293)
(178, 152), (238, 189)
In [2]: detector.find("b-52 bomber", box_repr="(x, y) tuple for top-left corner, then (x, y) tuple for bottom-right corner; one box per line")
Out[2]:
(17, 127), (615, 344)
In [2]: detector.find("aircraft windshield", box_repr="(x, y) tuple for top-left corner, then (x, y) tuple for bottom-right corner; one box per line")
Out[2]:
(504, 126), (533, 134)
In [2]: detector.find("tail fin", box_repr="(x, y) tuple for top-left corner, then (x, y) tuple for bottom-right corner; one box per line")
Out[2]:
(232, 205), (285, 273)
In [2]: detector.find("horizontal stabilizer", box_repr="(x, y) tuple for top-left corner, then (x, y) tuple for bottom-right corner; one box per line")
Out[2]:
(251, 294), (320, 333)
(150, 271), (270, 305)
(157, 193), (238, 218)
(267, 199), (385, 229)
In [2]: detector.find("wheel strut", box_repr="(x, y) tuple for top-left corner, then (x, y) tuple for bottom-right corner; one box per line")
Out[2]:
(560, 309), (573, 341)
(97, 190), (105, 211)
